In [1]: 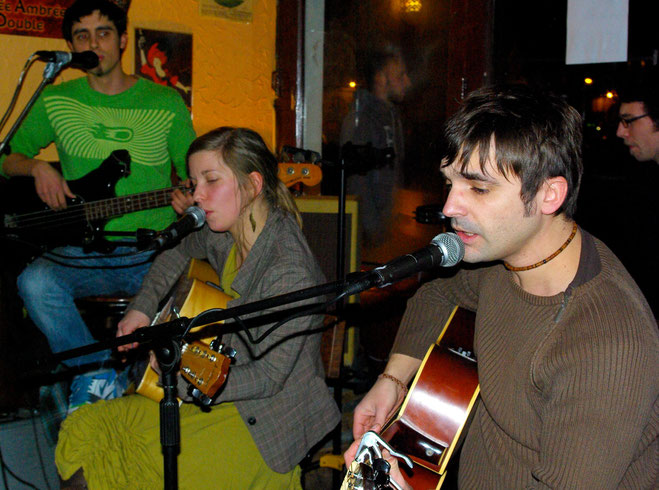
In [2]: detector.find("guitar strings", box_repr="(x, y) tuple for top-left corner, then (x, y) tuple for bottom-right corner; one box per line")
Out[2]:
(7, 185), (184, 230)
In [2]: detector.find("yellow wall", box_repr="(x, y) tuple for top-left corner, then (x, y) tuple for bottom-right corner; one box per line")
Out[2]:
(0, 0), (277, 161)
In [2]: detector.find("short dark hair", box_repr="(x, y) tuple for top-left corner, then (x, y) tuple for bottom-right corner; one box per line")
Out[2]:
(443, 84), (583, 219)
(62, 0), (128, 42)
(618, 72), (659, 130)
(361, 43), (404, 91)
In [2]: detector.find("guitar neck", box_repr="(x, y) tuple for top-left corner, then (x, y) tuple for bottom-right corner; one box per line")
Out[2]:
(84, 185), (184, 221)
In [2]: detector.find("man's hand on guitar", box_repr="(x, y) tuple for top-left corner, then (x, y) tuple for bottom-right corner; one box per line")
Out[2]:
(117, 309), (151, 351)
(345, 377), (406, 466)
(382, 449), (413, 490)
(352, 354), (420, 437)
(171, 180), (195, 215)
(344, 433), (413, 490)
(351, 376), (402, 442)
(3, 154), (72, 209)
(30, 160), (76, 210)
(346, 354), (420, 467)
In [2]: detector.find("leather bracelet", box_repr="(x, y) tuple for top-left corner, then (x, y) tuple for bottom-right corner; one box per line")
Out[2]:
(378, 373), (408, 396)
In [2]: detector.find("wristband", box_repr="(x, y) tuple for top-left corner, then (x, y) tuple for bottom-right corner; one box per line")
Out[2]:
(378, 373), (408, 397)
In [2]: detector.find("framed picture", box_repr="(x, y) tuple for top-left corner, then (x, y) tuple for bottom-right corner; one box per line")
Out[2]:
(135, 28), (193, 108)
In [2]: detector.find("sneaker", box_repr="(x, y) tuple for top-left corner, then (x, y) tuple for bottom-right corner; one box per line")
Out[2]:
(67, 367), (128, 414)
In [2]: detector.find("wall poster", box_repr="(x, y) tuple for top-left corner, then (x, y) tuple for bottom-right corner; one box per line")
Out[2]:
(134, 28), (193, 109)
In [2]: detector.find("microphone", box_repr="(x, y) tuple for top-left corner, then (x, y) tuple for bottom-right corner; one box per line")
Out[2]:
(151, 206), (206, 250)
(347, 233), (464, 293)
(35, 50), (99, 69)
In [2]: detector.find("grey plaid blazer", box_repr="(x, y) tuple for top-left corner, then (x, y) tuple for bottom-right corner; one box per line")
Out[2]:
(130, 208), (341, 473)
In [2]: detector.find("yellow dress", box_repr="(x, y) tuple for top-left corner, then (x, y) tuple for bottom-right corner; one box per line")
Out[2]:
(56, 248), (302, 489)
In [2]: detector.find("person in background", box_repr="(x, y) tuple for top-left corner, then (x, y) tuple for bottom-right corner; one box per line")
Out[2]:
(616, 72), (659, 164)
(340, 42), (411, 250)
(577, 71), (658, 317)
(0, 0), (195, 418)
(346, 84), (658, 489)
(56, 127), (341, 489)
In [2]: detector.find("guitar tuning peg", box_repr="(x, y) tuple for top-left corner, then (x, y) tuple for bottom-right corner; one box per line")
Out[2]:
(217, 344), (236, 360)
(190, 387), (213, 407)
(371, 458), (393, 487)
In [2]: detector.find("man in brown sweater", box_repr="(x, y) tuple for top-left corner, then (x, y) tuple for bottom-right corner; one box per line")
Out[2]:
(346, 85), (659, 488)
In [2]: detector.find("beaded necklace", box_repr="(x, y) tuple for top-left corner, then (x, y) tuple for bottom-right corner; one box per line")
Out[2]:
(504, 222), (578, 272)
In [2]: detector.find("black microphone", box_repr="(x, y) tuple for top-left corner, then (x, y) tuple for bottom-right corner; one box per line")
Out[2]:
(151, 206), (206, 250)
(346, 233), (464, 294)
(35, 50), (99, 69)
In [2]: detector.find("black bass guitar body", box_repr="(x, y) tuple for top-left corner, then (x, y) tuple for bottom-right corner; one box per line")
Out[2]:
(1, 150), (135, 253)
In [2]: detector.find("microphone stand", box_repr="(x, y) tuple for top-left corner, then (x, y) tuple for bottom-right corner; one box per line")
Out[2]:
(31, 271), (377, 490)
(0, 59), (68, 156)
(156, 338), (182, 490)
(332, 147), (348, 490)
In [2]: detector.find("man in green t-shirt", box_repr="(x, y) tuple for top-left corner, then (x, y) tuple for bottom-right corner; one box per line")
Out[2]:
(1, 0), (196, 416)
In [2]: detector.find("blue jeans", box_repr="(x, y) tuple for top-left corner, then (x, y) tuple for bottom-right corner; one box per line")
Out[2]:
(17, 245), (154, 367)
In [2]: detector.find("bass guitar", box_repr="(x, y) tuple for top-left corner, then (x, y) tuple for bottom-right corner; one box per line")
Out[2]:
(136, 258), (235, 405)
(1, 149), (186, 252)
(277, 162), (322, 188)
(344, 307), (479, 490)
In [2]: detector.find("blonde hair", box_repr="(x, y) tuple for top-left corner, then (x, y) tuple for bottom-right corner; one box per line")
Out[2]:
(186, 127), (302, 227)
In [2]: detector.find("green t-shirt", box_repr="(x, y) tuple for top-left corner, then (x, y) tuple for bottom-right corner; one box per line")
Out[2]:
(4, 77), (196, 235)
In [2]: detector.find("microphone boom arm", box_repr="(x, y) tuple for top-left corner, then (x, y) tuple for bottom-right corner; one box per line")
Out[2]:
(31, 270), (380, 369)
(30, 233), (463, 368)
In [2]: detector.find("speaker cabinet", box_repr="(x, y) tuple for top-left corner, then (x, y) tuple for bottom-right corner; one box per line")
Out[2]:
(295, 195), (360, 283)
(295, 195), (360, 366)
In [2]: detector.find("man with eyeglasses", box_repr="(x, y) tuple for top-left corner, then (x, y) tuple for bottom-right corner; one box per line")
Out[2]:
(616, 75), (659, 164)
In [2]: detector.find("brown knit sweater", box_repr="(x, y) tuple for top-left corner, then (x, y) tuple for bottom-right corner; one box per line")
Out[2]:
(392, 231), (659, 488)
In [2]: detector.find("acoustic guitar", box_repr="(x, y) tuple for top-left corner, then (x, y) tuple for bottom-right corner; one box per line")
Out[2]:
(344, 307), (479, 490)
(136, 259), (234, 405)
(1, 149), (187, 252)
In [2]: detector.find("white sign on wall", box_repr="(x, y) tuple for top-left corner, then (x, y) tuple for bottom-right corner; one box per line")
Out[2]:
(566, 0), (628, 65)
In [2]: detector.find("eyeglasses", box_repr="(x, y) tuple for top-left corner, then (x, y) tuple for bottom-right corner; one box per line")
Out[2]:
(619, 114), (649, 128)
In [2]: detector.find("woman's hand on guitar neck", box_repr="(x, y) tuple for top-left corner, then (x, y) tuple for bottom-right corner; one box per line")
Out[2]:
(117, 309), (151, 352)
